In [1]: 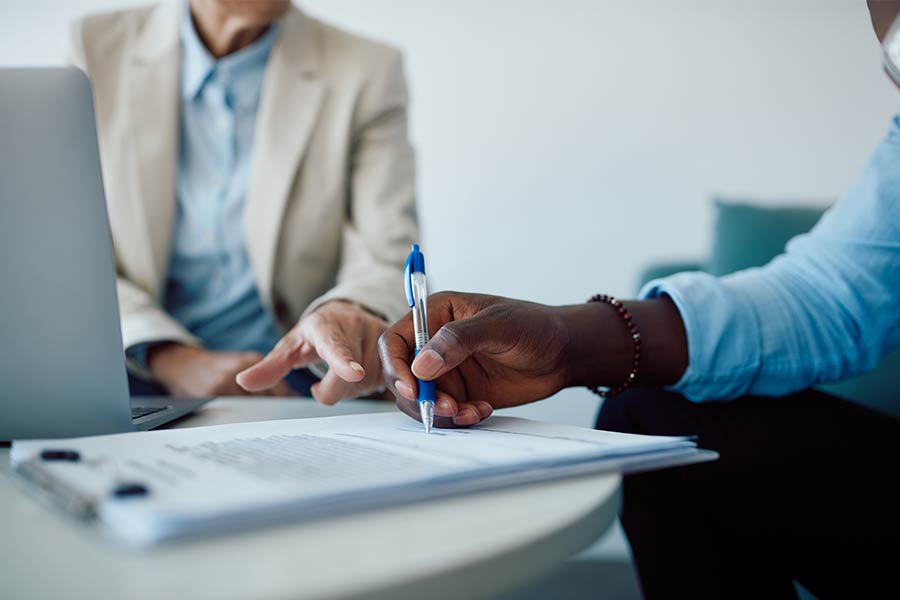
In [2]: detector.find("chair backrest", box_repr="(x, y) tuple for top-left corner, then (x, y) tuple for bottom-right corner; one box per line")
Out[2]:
(708, 200), (826, 276)
(640, 198), (900, 418)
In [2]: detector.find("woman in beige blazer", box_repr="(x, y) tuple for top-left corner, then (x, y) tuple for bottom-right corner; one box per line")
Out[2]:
(70, 0), (418, 404)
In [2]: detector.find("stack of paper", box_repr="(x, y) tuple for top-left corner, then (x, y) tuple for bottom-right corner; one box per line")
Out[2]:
(11, 413), (714, 546)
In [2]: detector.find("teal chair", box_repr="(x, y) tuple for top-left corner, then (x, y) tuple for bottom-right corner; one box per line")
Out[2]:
(639, 199), (900, 419)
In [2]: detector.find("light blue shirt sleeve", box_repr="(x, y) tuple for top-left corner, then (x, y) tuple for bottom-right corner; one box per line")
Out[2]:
(641, 114), (900, 401)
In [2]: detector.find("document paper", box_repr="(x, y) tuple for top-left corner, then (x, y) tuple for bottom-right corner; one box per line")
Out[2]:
(11, 413), (712, 545)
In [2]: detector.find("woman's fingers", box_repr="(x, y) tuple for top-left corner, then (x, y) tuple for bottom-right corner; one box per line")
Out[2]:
(236, 332), (313, 392)
(305, 322), (366, 384)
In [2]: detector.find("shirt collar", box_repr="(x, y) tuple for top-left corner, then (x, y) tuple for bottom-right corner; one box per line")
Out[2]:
(180, 2), (279, 102)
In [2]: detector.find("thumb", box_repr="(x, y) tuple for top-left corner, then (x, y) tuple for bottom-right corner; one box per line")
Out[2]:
(411, 311), (500, 381)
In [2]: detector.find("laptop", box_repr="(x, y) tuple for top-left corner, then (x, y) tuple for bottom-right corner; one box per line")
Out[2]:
(0, 67), (209, 441)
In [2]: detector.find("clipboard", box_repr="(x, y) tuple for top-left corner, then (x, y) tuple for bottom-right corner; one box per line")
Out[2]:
(10, 413), (717, 546)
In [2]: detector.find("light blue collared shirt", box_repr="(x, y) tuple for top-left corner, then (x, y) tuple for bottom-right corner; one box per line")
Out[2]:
(641, 115), (900, 401)
(162, 12), (281, 356)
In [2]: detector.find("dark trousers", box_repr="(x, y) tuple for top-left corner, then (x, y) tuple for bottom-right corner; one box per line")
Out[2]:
(596, 388), (900, 599)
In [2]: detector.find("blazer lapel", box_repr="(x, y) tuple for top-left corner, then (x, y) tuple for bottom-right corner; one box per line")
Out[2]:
(244, 8), (324, 309)
(125, 2), (180, 296)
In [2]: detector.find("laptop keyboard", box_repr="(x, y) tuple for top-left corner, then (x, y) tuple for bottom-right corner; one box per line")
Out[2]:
(131, 406), (168, 420)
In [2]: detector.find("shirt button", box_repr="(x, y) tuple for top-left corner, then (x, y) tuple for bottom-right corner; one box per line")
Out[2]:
(216, 118), (228, 132)
(203, 232), (214, 244)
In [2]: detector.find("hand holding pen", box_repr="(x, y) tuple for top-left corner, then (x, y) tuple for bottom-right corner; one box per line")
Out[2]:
(380, 291), (574, 429)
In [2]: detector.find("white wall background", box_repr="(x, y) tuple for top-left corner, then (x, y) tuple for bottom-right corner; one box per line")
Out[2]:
(2, 0), (897, 430)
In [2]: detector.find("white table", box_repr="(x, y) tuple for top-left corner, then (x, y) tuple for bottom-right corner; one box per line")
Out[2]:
(0, 398), (620, 600)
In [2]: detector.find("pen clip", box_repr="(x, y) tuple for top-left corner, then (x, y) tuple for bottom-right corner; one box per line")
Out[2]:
(404, 250), (415, 308)
(404, 244), (425, 308)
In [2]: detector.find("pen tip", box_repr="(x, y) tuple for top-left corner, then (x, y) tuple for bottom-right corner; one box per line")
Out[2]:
(419, 400), (434, 434)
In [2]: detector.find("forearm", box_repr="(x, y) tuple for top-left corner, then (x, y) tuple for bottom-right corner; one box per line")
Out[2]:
(560, 296), (688, 390)
(721, 244), (899, 394)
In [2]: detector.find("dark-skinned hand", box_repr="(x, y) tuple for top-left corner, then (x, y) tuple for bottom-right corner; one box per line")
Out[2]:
(378, 292), (574, 428)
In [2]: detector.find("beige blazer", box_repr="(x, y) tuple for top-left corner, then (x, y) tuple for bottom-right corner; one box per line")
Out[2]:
(69, 2), (418, 355)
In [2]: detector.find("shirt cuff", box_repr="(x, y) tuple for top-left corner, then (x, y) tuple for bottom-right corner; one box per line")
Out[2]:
(639, 271), (763, 401)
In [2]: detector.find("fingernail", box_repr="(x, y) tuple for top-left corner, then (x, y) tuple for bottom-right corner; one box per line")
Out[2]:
(396, 380), (415, 399)
(412, 349), (444, 380)
(350, 361), (365, 374)
(435, 398), (455, 416)
(453, 407), (478, 425)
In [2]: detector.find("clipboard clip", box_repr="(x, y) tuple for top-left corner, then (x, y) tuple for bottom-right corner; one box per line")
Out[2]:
(14, 452), (151, 521)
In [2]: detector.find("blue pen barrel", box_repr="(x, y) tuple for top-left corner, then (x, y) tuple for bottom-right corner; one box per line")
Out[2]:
(413, 347), (437, 403)
(418, 380), (436, 404)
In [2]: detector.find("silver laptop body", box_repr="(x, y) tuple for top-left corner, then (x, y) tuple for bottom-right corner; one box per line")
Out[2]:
(0, 67), (208, 440)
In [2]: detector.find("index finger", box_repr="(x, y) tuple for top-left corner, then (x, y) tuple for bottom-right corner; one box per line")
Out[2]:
(377, 313), (417, 402)
(379, 317), (460, 424)
(236, 344), (301, 392)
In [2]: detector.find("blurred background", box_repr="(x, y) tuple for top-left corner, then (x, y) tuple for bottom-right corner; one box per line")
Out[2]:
(3, 1), (897, 594)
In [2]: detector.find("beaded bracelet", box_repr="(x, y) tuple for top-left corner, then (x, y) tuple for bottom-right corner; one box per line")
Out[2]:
(587, 294), (641, 398)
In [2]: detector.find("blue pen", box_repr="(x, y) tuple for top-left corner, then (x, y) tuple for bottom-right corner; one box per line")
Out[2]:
(404, 244), (435, 433)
